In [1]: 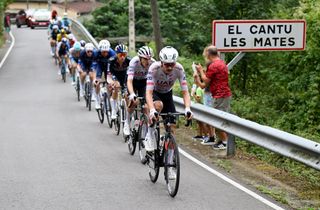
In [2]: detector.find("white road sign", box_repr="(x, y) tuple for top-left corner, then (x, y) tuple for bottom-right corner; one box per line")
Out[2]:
(212, 20), (306, 52)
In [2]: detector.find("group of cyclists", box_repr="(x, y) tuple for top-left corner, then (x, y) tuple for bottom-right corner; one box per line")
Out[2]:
(47, 11), (193, 192)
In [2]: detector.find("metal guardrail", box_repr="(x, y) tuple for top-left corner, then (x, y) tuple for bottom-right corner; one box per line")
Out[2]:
(70, 18), (320, 171)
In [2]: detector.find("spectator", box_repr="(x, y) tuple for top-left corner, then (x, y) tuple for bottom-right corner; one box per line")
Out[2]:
(193, 45), (232, 150)
(3, 12), (11, 43)
(192, 69), (216, 145)
(191, 83), (207, 141)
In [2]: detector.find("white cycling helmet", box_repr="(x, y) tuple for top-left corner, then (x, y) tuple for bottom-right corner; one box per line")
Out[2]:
(98, 40), (110, 52)
(52, 25), (59, 30)
(137, 46), (153, 59)
(85, 43), (95, 52)
(159, 46), (179, 63)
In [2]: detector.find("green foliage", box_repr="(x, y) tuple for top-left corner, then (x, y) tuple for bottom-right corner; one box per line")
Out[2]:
(0, 0), (12, 38)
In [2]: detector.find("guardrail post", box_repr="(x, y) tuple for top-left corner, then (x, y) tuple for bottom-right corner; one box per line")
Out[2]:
(227, 134), (235, 157)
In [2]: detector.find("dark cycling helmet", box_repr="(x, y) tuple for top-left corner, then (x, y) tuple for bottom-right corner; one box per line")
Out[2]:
(80, 40), (86, 47)
(115, 44), (128, 53)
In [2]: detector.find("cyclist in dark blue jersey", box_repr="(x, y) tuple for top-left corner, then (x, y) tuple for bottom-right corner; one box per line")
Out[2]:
(78, 43), (97, 97)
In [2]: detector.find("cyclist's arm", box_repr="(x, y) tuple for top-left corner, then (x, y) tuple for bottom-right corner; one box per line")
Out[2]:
(146, 89), (154, 111)
(146, 70), (155, 110)
(127, 79), (134, 95)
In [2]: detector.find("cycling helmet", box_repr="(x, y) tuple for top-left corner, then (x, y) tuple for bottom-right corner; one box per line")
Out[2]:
(137, 46), (153, 59)
(115, 44), (128, 53)
(159, 46), (179, 63)
(85, 43), (95, 52)
(63, 12), (68, 17)
(60, 29), (66, 34)
(61, 37), (68, 44)
(98, 40), (110, 52)
(80, 40), (86, 47)
(67, 34), (75, 40)
(73, 42), (81, 51)
(52, 25), (59, 30)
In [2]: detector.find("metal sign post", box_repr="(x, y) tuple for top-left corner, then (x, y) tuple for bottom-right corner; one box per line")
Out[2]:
(128, 0), (135, 54)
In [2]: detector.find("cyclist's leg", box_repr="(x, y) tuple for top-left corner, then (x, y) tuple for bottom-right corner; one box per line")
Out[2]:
(50, 39), (55, 55)
(79, 67), (86, 96)
(89, 70), (98, 102)
(110, 80), (120, 118)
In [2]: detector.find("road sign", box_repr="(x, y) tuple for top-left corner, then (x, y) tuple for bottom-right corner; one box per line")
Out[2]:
(212, 20), (306, 52)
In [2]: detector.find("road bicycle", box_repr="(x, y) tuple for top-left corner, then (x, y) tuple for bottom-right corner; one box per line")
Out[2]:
(127, 97), (148, 165)
(60, 56), (67, 83)
(145, 112), (191, 197)
(75, 71), (80, 102)
(83, 74), (92, 111)
(96, 81), (108, 124)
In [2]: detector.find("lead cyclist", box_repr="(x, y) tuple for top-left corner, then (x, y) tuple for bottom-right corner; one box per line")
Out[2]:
(144, 46), (193, 152)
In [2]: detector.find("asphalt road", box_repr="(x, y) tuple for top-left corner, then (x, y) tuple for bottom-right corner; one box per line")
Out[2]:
(0, 26), (285, 210)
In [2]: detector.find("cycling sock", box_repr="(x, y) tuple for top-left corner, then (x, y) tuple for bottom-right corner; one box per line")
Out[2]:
(110, 98), (116, 112)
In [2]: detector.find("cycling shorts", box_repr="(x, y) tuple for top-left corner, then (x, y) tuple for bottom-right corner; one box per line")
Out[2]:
(133, 79), (146, 98)
(153, 90), (176, 124)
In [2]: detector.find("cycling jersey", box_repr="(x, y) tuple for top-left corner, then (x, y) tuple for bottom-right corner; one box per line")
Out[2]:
(51, 30), (59, 41)
(127, 56), (156, 81)
(56, 33), (67, 42)
(108, 56), (131, 87)
(95, 49), (116, 79)
(146, 61), (188, 94)
(69, 47), (82, 63)
(78, 50), (97, 72)
(57, 42), (70, 56)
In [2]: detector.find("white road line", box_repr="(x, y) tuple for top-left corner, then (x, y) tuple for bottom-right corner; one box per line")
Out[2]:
(179, 148), (286, 210)
(0, 31), (15, 69)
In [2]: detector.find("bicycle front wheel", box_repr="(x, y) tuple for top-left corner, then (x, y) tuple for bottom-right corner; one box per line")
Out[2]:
(113, 111), (120, 135)
(97, 103), (104, 123)
(164, 135), (180, 197)
(104, 93), (112, 128)
(138, 114), (148, 164)
(76, 78), (80, 101)
(147, 128), (160, 183)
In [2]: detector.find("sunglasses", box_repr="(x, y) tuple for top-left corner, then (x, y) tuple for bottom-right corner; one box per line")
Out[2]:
(117, 52), (127, 57)
(86, 50), (93, 53)
(163, 63), (176, 68)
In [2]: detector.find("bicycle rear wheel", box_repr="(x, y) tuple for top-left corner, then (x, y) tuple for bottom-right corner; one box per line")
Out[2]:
(164, 135), (180, 197)
(84, 83), (89, 108)
(127, 131), (136, 155)
(88, 83), (92, 111)
(138, 114), (148, 164)
(104, 93), (112, 128)
(147, 128), (160, 183)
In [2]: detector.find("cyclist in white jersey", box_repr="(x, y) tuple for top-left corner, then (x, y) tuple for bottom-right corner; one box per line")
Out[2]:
(144, 46), (193, 151)
(123, 46), (156, 136)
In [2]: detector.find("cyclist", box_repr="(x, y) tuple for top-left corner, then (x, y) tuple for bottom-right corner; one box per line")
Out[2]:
(144, 46), (192, 152)
(67, 33), (76, 48)
(61, 12), (71, 30)
(57, 28), (68, 42)
(78, 43), (97, 98)
(56, 37), (70, 75)
(69, 42), (82, 86)
(108, 44), (131, 119)
(49, 25), (59, 56)
(123, 46), (156, 136)
(94, 40), (116, 109)
(80, 40), (86, 48)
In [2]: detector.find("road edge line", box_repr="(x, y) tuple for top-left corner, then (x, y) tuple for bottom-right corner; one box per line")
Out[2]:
(0, 31), (15, 69)
(179, 148), (286, 210)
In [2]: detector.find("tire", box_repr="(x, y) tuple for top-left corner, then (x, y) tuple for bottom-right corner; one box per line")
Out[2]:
(121, 99), (127, 141)
(127, 133), (136, 155)
(164, 135), (180, 197)
(138, 114), (148, 164)
(147, 128), (160, 183)
(88, 83), (92, 111)
(76, 78), (80, 102)
(84, 83), (89, 108)
(97, 104), (104, 123)
(104, 93), (112, 128)
(113, 111), (120, 135)
(31, 26), (34, 29)
(17, 23), (21, 28)
(62, 72), (66, 83)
